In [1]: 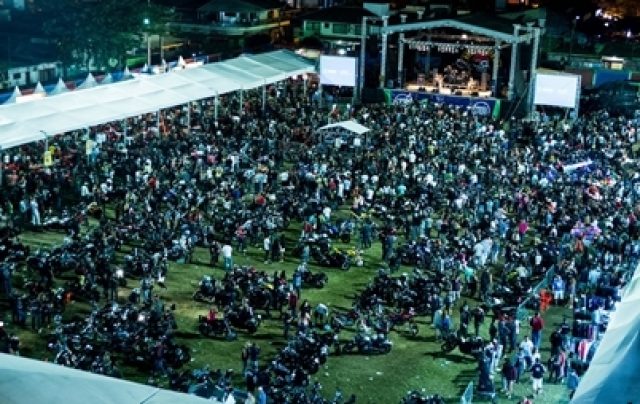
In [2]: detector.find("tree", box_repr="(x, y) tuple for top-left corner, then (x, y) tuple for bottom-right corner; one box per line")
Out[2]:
(42, 0), (172, 72)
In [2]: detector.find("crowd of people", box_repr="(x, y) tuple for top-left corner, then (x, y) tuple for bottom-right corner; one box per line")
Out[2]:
(0, 74), (639, 403)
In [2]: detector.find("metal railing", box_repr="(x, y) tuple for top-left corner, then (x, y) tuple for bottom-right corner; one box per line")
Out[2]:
(460, 381), (473, 404)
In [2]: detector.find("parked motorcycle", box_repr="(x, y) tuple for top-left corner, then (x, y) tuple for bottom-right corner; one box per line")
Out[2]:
(197, 316), (237, 341)
(342, 332), (392, 355)
(441, 334), (484, 357)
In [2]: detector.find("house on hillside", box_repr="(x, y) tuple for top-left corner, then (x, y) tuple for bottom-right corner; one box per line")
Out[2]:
(300, 6), (381, 53)
(169, 0), (291, 45)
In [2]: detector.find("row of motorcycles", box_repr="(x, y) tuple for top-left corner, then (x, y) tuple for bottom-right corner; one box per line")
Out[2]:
(47, 301), (190, 374)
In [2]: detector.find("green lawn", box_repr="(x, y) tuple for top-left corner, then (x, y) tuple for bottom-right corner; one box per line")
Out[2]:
(4, 217), (572, 404)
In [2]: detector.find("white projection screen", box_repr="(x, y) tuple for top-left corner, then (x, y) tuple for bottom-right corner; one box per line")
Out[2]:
(534, 73), (580, 108)
(319, 56), (357, 87)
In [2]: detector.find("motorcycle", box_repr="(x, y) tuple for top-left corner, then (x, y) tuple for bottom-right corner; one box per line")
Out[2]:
(192, 275), (218, 304)
(225, 309), (261, 334)
(302, 270), (328, 289)
(441, 333), (484, 357)
(197, 316), (237, 341)
(342, 332), (392, 355)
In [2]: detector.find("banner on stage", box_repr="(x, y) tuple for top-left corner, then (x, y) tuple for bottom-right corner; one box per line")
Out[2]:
(386, 89), (500, 118)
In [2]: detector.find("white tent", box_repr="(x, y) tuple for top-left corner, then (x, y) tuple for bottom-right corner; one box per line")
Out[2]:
(571, 262), (640, 403)
(3, 86), (21, 105)
(48, 78), (70, 96)
(0, 50), (315, 150)
(33, 81), (46, 95)
(122, 66), (133, 80)
(100, 73), (114, 85)
(0, 354), (221, 404)
(318, 120), (370, 135)
(77, 73), (98, 90)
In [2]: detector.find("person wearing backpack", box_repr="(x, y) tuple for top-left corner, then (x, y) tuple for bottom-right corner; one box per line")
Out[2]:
(530, 357), (546, 395)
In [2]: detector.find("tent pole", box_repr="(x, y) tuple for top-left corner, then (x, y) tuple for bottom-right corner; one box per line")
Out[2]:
(187, 103), (191, 131)
(492, 41), (501, 97)
(239, 90), (243, 115)
(303, 75), (308, 99)
(214, 92), (219, 121)
(157, 110), (160, 134)
(262, 84), (266, 112)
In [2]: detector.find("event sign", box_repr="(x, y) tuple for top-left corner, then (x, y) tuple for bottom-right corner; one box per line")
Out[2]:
(43, 151), (52, 167)
(385, 90), (500, 119)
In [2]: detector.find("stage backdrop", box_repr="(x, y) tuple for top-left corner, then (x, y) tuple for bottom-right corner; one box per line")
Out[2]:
(384, 89), (501, 119)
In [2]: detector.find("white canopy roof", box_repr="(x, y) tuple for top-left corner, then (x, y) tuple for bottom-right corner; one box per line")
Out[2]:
(0, 50), (315, 150)
(571, 262), (640, 403)
(318, 120), (371, 135)
(0, 354), (220, 404)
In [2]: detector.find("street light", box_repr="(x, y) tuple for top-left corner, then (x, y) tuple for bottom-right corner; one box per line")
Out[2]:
(143, 17), (151, 69)
(569, 16), (579, 65)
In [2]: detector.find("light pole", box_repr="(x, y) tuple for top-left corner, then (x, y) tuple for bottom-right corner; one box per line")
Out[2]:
(358, 16), (369, 101)
(143, 17), (151, 68)
(40, 130), (49, 150)
(568, 16), (579, 66)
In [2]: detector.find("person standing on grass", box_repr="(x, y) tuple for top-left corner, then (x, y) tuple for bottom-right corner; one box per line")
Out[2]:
(501, 359), (517, 399)
(530, 357), (546, 395)
(248, 342), (260, 373)
(520, 335), (534, 368)
(221, 242), (233, 271)
(209, 240), (221, 267)
(530, 312), (544, 349)
(241, 342), (250, 375)
(262, 235), (271, 264)
(566, 367), (580, 399)
(472, 306), (485, 336)
(552, 274), (565, 305)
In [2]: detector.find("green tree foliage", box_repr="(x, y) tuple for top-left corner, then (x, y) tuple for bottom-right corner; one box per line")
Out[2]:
(42, 0), (172, 71)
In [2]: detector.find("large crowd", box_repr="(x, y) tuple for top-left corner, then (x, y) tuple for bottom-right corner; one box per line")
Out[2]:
(0, 76), (639, 403)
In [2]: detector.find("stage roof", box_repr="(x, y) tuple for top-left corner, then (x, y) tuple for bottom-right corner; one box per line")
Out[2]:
(0, 50), (315, 150)
(382, 14), (535, 44)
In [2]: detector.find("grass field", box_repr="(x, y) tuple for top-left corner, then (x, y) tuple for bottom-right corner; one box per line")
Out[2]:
(4, 214), (572, 404)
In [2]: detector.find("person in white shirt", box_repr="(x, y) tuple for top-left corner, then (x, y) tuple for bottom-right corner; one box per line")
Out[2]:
(520, 335), (534, 367)
(322, 206), (332, 222)
(222, 244), (233, 271)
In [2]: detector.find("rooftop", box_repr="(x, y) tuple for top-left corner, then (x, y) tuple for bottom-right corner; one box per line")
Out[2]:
(301, 6), (378, 24)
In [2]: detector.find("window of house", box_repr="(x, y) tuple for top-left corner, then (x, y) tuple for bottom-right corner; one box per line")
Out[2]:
(324, 23), (330, 29)
(306, 22), (320, 33)
(13, 72), (21, 80)
(332, 23), (348, 34)
(224, 12), (236, 17)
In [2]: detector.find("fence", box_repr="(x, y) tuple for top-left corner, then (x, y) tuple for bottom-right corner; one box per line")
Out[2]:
(460, 380), (473, 404)
(516, 266), (556, 321)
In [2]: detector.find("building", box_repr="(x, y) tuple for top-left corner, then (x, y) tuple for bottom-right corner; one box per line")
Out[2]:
(0, 61), (62, 90)
(168, 0), (291, 46)
(299, 4), (384, 53)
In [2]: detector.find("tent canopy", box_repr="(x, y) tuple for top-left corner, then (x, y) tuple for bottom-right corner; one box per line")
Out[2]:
(318, 120), (370, 135)
(571, 262), (640, 403)
(0, 50), (315, 150)
(0, 354), (220, 404)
